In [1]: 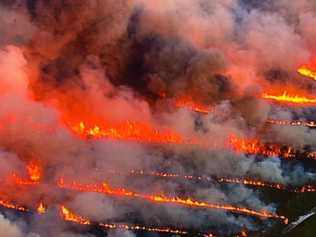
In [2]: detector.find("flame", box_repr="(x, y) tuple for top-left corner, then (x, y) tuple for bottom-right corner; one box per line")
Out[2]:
(26, 161), (41, 182)
(68, 119), (316, 161)
(0, 200), (209, 236)
(228, 134), (316, 160)
(70, 121), (199, 145)
(60, 206), (212, 236)
(228, 134), (281, 157)
(120, 169), (316, 193)
(60, 206), (91, 225)
(0, 199), (28, 212)
(228, 134), (299, 159)
(175, 97), (211, 114)
(57, 179), (287, 223)
(98, 223), (190, 235)
(297, 66), (316, 81)
(10, 173), (39, 186)
(262, 91), (316, 104)
(37, 202), (46, 215)
(218, 177), (316, 193)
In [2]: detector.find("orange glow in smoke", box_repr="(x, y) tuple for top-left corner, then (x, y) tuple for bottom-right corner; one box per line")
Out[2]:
(175, 97), (211, 114)
(262, 91), (316, 104)
(26, 161), (41, 182)
(57, 179), (288, 223)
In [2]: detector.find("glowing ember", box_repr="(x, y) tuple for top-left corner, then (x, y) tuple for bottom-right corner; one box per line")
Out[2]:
(57, 179), (288, 223)
(175, 97), (211, 114)
(262, 91), (316, 104)
(27, 161), (41, 182)
(297, 66), (316, 81)
(37, 202), (46, 215)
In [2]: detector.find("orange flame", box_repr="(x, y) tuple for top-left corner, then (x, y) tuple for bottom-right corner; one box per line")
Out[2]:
(297, 66), (316, 81)
(61, 206), (207, 236)
(228, 134), (298, 159)
(70, 121), (197, 145)
(60, 206), (91, 225)
(27, 161), (41, 182)
(262, 91), (316, 104)
(0, 200), (207, 236)
(57, 179), (287, 223)
(98, 223), (190, 235)
(121, 169), (315, 193)
(228, 134), (280, 157)
(0, 199), (28, 212)
(37, 202), (46, 215)
(10, 173), (40, 186)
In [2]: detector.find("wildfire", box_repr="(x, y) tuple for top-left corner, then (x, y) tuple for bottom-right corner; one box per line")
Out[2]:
(61, 206), (213, 236)
(60, 206), (91, 225)
(175, 97), (212, 114)
(0, 199), (28, 212)
(0, 200), (213, 236)
(297, 66), (316, 81)
(10, 173), (40, 186)
(70, 121), (199, 145)
(228, 134), (283, 157)
(228, 134), (316, 160)
(219, 177), (277, 189)
(26, 161), (41, 182)
(98, 223), (190, 235)
(67, 118), (316, 161)
(262, 91), (316, 104)
(119, 169), (316, 193)
(37, 202), (46, 215)
(57, 179), (287, 223)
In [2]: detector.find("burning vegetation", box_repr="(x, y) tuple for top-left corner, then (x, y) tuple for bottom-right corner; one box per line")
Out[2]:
(1, 1), (316, 237)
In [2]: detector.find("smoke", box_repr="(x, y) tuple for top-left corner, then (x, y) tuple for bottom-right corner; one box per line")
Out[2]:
(0, 0), (316, 236)
(0, 214), (23, 237)
(107, 230), (135, 237)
